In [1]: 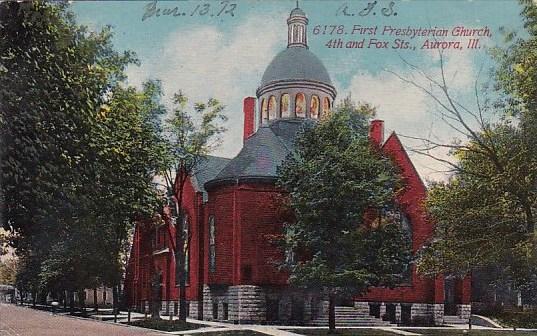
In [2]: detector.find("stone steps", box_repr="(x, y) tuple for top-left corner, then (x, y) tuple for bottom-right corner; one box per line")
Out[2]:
(308, 306), (395, 327)
(443, 315), (469, 325)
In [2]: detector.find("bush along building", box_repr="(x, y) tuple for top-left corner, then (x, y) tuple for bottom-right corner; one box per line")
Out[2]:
(124, 4), (471, 326)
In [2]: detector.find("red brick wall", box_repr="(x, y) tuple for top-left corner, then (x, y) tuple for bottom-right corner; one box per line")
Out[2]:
(358, 132), (436, 303)
(125, 177), (205, 305)
(171, 178), (204, 301)
(236, 183), (288, 285)
(205, 185), (235, 285)
(204, 183), (288, 286)
(126, 124), (451, 307)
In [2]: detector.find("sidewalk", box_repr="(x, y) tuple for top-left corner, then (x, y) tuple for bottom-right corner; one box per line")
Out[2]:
(9, 304), (537, 336)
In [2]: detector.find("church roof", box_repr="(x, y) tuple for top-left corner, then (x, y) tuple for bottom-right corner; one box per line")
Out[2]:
(191, 155), (231, 201)
(205, 119), (307, 189)
(290, 7), (306, 16)
(260, 47), (332, 88)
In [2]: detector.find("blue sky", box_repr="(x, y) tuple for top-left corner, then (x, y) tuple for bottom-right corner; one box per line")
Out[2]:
(72, 0), (525, 182)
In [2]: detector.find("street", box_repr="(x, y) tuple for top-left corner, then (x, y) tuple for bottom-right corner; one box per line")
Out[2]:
(0, 304), (166, 336)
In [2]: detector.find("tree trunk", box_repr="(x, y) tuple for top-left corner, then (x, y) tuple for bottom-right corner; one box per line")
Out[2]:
(93, 288), (98, 312)
(175, 175), (188, 322)
(69, 291), (75, 315)
(63, 291), (67, 310)
(166, 252), (171, 316)
(78, 291), (86, 316)
(328, 293), (336, 334)
(179, 272), (187, 321)
(151, 272), (161, 320)
(113, 285), (119, 316)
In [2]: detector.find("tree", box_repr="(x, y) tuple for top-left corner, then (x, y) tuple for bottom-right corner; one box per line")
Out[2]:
(416, 125), (537, 283)
(0, 1), (162, 309)
(0, 258), (18, 285)
(87, 81), (165, 312)
(277, 99), (412, 332)
(395, 0), (537, 299)
(157, 92), (227, 321)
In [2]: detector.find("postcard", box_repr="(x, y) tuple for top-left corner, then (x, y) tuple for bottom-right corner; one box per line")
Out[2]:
(1, 1), (536, 335)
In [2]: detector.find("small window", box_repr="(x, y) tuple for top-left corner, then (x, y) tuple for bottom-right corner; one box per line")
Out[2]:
(261, 98), (268, 122)
(268, 95), (277, 120)
(209, 215), (216, 272)
(310, 95), (320, 119)
(280, 93), (290, 118)
(295, 93), (306, 118)
(322, 97), (331, 117)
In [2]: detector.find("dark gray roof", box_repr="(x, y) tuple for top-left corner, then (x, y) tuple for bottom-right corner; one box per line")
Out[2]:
(260, 47), (332, 87)
(206, 119), (307, 187)
(290, 7), (306, 16)
(191, 156), (231, 201)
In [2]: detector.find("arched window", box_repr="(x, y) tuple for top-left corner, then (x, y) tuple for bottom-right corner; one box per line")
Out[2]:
(322, 97), (331, 117)
(310, 95), (320, 119)
(280, 93), (290, 118)
(295, 93), (306, 118)
(208, 215), (216, 273)
(268, 96), (277, 120)
(261, 98), (268, 122)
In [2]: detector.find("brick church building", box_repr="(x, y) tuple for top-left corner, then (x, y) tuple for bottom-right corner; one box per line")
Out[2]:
(124, 4), (470, 326)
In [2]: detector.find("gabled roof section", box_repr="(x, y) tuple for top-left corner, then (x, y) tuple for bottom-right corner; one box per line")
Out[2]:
(190, 155), (231, 201)
(382, 132), (427, 191)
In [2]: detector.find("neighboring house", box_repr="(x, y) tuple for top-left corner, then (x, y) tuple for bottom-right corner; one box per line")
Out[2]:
(124, 4), (470, 326)
(81, 287), (114, 306)
(0, 285), (15, 303)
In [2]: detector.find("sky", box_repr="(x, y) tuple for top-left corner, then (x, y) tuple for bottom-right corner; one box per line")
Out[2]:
(72, 0), (525, 183)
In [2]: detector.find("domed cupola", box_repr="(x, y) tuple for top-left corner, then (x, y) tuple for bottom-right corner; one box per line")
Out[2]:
(256, 2), (337, 126)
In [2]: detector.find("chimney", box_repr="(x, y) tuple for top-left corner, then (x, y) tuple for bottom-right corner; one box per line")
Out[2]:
(369, 120), (384, 146)
(243, 97), (256, 143)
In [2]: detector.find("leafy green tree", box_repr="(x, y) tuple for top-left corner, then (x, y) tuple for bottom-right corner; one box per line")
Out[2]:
(157, 92), (227, 321)
(412, 1), (537, 302)
(0, 258), (18, 286)
(0, 1), (162, 310)
(277, 100), (411, 332)
(417, 125), (537, 285)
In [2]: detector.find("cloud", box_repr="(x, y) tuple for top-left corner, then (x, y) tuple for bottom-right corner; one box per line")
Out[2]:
(126, 13), (287, 158)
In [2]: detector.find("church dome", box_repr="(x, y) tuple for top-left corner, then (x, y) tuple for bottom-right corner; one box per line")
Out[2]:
(255, 4), (336, 125)
(260, 47), (332, 87)
(290, 7), (306, 17)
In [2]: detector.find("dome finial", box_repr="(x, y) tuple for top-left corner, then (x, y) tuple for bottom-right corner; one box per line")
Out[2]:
(287, 3), (308, 48)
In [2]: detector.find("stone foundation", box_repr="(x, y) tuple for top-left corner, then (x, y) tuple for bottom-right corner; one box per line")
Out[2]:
(432, 304), (445, 325)
(189, 300), (201, 319)
(353, 301), (447, 326)
(198, 289), (463, 326)
(202, 285), (316, 323)
(229, 285), (266, 322)
(457, 304), (471, 320)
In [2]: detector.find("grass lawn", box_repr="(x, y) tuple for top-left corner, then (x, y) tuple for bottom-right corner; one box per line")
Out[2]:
(287, 329), (401, 335)
(401, 329), (537, 336)
(127, 318), (206, 332)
